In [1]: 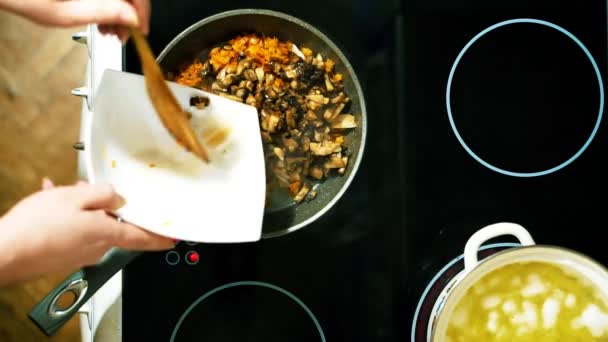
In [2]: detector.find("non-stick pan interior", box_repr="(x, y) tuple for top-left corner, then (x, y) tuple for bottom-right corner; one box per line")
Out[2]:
(157, 9), (366, 238)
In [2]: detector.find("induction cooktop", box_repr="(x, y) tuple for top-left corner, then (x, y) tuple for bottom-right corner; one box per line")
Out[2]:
(122, 1), (608, 341)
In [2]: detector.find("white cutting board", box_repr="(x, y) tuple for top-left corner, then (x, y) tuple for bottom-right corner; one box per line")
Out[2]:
(84, 69), (265, 243)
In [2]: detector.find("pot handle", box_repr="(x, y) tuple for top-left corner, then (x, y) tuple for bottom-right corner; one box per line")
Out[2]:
(28, 248), (142, 336)
(464, 222), (535, 272)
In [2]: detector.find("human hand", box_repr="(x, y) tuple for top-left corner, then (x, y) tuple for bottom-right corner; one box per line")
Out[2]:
(0, 178), (173, 285)
(0, 0), (150, 42)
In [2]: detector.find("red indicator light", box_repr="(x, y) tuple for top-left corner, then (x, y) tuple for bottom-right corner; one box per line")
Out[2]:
(187, 252), (199, 264)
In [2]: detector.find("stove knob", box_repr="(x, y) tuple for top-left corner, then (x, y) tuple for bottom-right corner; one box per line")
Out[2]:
(71, 31), (88, 45)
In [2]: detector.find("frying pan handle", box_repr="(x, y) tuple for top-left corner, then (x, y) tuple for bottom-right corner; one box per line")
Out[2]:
(28, 248), (142, 336)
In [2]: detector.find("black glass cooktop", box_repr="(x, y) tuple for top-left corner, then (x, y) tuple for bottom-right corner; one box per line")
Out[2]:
(122, 1), (608, 341)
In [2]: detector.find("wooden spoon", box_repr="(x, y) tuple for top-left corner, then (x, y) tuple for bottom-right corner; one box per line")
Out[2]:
(129, 28), (209, 162)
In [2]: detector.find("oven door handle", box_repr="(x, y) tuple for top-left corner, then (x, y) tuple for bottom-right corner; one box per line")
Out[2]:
(28, 248), (142, 336)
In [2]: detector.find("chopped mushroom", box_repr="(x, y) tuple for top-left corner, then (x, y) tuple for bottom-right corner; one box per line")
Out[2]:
(305, 110), (318, 121)
(306, 94), (326, 104)
(243, 69), (257, 81)
(283, 137), (299, 152)
(236, 58), (251, 75)
(286, 109), (297, 128)
(285, 69), (298, 78)
(286, 156), (308, 164)
(173, 33), (358, 206)
(273, 147), (285, 161)
(313, 130), (323, 142)
(261, 110), (280, 133)
(291, 44), (305, 59)
(309, 166), (323, 180)
(331, 103), (345, 121)
(261, 131), (272, 143)
(331, 92), (346, 104)
(211, 82), (225, 91)
(255, 67), (265, 82)
(331, 114), (357, 129)
(294, 183), (311, 203)
(324, 74), (334, 92)
(275, 168), (290, 187)
(310, 140), (341, 156)
(301, 137), (311, 152)
(313, 53), (324, 68)
(235, 88), (248, 99)
(245, 94), (256, 106)
(325, 153), (346, 168)
(306, 190), (317, 201)
(219, 73), (238, 87)
(307, 101), (321, 111)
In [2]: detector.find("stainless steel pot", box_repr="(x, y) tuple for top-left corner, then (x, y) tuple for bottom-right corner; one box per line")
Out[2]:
(428, 222), (608, 341)
(28, 9), (366, 336)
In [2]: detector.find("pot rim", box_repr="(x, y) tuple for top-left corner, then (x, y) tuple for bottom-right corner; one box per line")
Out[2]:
(154, 9), (368, 238)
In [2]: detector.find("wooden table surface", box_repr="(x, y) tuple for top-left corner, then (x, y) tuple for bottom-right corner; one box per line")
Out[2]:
(0, 10), (86, 342)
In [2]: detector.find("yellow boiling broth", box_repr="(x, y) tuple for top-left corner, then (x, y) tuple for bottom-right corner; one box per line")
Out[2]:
(445, 262), (608, 341)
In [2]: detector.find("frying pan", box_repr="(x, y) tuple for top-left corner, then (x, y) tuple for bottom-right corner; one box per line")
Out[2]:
(28, 9), (367, 336)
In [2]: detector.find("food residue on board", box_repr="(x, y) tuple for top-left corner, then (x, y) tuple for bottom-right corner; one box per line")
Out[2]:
(203, 127), (231, 147)
(111, 160), (117, 168)
(149, 163), (156, 168)
(190, 95), (209, 110)
(171, 33), (358, 206)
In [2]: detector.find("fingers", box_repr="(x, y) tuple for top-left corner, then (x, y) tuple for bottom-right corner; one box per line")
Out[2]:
(105, 218), (175, 251)
(70, 183), (126, 211)
(42, 178), (86, 190)
(132, 0), (150, 34)
(41, 177), (54, 190)
(115, 27), (131, 43)
(98, 24), (118, 36)
(98, 24), (130, 44)
(48, 0), (139, 27)
(98, 0), (150, 42)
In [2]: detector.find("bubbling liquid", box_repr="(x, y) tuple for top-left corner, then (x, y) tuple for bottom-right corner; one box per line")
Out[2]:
(445, 262), (608, 341)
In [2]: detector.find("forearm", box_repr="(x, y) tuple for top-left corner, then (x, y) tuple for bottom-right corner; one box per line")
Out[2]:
(0, 216), (26, 286)
(0, 0), (29, 16)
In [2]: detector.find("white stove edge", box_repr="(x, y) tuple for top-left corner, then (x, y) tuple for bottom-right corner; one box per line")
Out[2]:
(75, 24), (123, 342)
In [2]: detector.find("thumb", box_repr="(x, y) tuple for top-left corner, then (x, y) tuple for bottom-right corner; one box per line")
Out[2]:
(45, 0), (139, 27)
(109, 220), (175, 251)
(41, 177), (54, 190)
(70, 183), (126, 211)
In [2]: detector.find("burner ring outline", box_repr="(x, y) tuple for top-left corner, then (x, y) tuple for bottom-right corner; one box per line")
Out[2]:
(446, 18), (604, 177)
(411, 243), (519, 342)
(170, 281), (326, 342)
